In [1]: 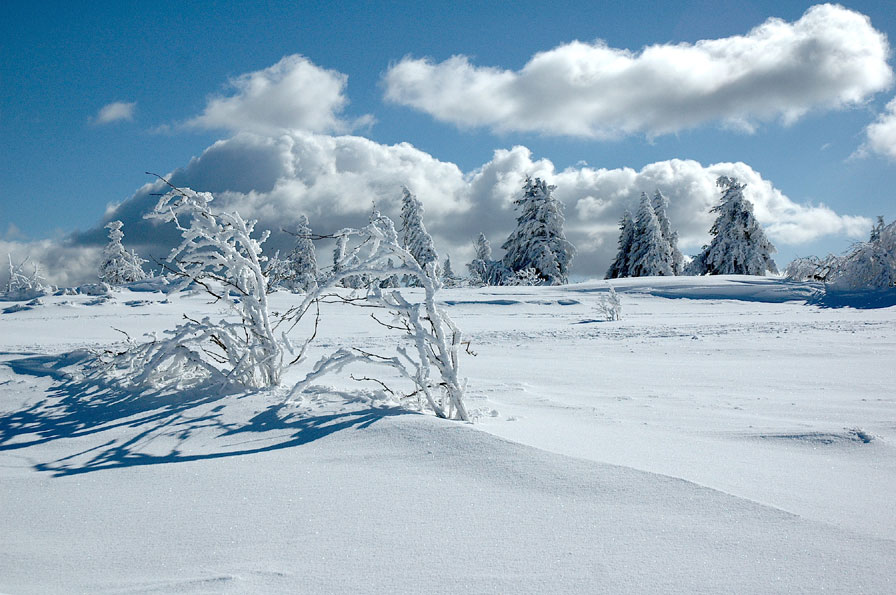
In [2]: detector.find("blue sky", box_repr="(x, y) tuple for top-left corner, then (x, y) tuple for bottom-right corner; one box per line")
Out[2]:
(2, 1), (895, 282)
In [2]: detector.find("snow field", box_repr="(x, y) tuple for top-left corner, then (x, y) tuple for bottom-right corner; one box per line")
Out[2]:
(1, 276), (894, 593)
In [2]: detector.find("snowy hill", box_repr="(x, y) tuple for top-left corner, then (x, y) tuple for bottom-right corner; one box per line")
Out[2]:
(1, 277), (894, 593)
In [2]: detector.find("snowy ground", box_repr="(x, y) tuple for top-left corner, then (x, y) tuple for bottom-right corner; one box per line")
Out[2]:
(1, 276), (894, 593)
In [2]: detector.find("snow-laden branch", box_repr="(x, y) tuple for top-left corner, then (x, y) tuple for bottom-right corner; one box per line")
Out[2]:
(97, 186), (284, 389)
(288, 211), (470, 421)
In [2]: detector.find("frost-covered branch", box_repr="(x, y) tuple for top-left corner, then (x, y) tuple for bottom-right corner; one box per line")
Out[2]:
(289, 211), (470, 421)
(4, 255), (53, 299)
(97, 184), (284, 389)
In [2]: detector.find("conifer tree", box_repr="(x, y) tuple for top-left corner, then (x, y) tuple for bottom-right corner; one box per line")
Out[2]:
(441, 255), (457, 286)
(688, 177), (778, 276)
(284, 214), (318, 292)
(400, 186), (438, 284)
(628, 193), (675, 277)
(652, 189), (684, 274)
(606, 210), (635, 279)
(502, 176), (575, 285)
(99, 220), (146, 285)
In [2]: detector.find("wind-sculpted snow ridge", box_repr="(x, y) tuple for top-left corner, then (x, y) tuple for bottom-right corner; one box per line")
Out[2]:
(1, 378), (894, 593)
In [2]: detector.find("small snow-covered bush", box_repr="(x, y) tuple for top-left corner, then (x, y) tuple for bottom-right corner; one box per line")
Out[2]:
(98, 185), (284, 389)
(4, 255), (54, 300)
(596, 286), (622, 321)
(505, 267), (544, 286)
(290, 210), (470, 421)
(784, 255), (837, 282)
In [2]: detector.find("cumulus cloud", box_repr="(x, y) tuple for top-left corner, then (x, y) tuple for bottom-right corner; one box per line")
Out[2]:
(25, 132), (861, 286)
(185, 55), (371, 135)
(858, 97), (896, 160)
(384, 4), (892, 138)
(92, 101), (136, 125)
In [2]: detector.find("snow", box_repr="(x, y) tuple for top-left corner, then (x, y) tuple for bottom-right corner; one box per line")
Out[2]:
(2, 276), (895, 593)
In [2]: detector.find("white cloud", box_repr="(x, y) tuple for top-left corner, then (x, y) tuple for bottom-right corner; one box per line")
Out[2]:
(860, 97), (896, 160)
(384, 4), (892, 138)
(32, 132), (860, 287)
(185, 55), (371, 135)
(93, 101), (136, 125)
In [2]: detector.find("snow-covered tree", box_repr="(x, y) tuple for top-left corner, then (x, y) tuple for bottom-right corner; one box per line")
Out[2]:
(283, 215), (318, 292)
(400, 186), (438, 285)
(441, 255), (458, 287)
(687, 177), (778, 276)
(99, 220), (146, 285)
(628, 193), (675, 277)
(652, 190), (684, 274)
(502, 176), (575, 285)
(606, 210), (635, 279)
(467, 233), (506, 286)
(826, 217), (896, 290)
(291, 211), (470, 421)
(98, 187), (284, 389)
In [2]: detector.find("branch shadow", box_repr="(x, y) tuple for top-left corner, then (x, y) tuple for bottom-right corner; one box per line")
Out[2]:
(0, 351), (409, 477)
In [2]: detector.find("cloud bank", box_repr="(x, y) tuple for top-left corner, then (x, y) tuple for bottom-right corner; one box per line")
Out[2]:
(93, 101), (136, 125)
(9, 132), (867, 286)
(384, 4), (892, 138)
(185, 54), (372, 135)
(860, 97), (896, 160)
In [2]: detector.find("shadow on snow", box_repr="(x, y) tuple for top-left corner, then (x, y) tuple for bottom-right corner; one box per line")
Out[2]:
(0, 351), (408, 477)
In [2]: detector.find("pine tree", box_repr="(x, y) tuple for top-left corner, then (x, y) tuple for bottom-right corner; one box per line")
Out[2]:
(441, 255), (457, 287)
(467, 233), (501, 285)
(400, 186), (438, 285)
(628, 193), (675, 277)
(652, 189), (684, 274)
(501, 176), (575, 285)
(688, 177), (778, 276)
(606, 210), (635, 279)
(283, 214), (318, 292)
(99, 220), (146, 285)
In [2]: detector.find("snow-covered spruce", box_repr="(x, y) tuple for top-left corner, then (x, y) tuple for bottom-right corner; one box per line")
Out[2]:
(467, 233), (506, 286)
(687, 177), (778, 276)
(502, 176), (575, 285)
(441, 255), (458, 287)
(290, 211), (470, 421)
(400, 186), (438, 286)
(97, 187), (284, 389)
(826, 217), (896, 290)
(606, 210), (635, 280)
(652, 190), (684, 275)
(99, 220), (147, 285)
(282, 214), (319, 293)
(628, 192), (675, 277)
